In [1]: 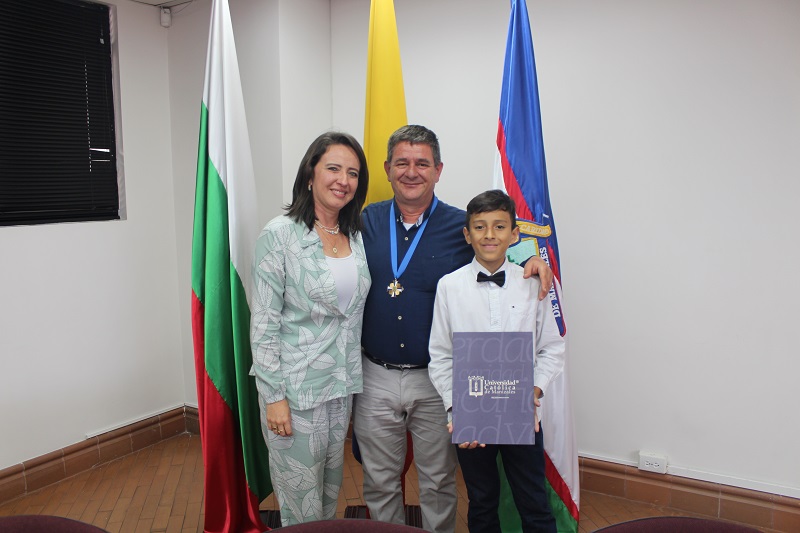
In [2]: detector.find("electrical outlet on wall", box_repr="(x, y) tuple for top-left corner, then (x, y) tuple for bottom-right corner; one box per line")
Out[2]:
(638, 451), (668, 474)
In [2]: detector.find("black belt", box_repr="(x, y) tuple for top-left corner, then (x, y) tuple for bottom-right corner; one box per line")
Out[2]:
(363, 350), (427, 371)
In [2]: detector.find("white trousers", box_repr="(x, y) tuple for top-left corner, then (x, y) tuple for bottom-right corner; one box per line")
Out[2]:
(260, 395), (352, 526)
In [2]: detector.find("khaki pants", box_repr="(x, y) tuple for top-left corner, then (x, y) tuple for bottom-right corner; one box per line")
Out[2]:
(353, 357), (458, 533)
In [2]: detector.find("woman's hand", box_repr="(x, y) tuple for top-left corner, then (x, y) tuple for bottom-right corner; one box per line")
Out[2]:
(266, 399), (293, 437)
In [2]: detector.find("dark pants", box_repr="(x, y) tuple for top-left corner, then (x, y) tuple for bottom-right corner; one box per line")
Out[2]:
(456, 427), (556, 533)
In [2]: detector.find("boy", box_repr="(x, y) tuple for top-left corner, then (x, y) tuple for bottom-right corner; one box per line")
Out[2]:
(428, 189), (565, 533)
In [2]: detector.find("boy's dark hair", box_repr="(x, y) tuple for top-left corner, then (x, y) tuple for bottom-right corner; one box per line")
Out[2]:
(285, 131), (369, 237)
(465, 189), (518, 228)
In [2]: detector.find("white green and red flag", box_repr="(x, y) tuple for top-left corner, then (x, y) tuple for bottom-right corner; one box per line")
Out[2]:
(191, 0), (271, 531)
(493, 0), (580, 531)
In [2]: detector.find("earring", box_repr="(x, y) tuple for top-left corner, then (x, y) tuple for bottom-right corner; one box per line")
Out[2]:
(308, 182), (312, 191)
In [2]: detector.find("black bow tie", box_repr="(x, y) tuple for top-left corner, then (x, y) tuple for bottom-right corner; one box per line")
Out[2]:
(477, 271), (506, 287)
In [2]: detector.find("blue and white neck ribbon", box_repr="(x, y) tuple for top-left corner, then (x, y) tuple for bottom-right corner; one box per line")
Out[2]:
(387, 197), (439, 297)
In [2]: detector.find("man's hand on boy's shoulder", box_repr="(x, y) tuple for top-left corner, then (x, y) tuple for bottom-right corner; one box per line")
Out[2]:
(522, 256), (553, 300)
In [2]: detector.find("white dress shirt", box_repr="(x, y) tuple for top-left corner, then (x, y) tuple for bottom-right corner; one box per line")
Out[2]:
(428, 257), (565, 412)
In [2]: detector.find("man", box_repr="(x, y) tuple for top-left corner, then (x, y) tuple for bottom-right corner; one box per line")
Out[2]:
(354, 125), (553, 533)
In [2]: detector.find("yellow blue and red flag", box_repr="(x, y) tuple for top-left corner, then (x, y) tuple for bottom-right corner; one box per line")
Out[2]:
(493, 0), (580, 531)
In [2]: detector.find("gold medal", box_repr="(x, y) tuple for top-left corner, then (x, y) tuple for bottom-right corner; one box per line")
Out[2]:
(387, 279), (404, 297)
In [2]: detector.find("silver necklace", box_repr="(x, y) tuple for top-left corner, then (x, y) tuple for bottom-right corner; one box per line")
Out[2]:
(315, 220), (340, 235)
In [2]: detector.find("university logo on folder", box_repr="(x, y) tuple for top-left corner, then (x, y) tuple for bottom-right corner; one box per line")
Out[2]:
(451, 332), (536, 445)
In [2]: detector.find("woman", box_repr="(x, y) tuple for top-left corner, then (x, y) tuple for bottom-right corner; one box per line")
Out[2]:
(250, 132), (371, 525)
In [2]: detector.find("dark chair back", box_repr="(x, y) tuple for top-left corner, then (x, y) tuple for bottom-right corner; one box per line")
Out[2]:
(0, 515), (109, 532)
(594, 516), (761, 532)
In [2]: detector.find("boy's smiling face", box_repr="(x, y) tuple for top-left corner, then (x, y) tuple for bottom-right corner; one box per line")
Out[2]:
(463, 209), (520, 274)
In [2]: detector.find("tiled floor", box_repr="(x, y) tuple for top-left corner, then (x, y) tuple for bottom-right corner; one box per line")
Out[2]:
(0, 433), (771, 532)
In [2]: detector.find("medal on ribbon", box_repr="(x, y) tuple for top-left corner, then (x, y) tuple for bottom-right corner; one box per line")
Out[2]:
(387, 197), (439, 298)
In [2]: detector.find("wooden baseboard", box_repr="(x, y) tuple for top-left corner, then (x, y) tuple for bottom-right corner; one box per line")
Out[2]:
(581, 457), (800, 531)
(0, 406), (199, 505)
(3, 416), (798, 532)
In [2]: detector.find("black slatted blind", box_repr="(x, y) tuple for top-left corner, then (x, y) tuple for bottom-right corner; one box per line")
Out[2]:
(0, 0), (119, 226)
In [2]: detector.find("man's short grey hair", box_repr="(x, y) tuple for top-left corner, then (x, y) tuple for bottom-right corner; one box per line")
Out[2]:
(386, 125), (442, 166)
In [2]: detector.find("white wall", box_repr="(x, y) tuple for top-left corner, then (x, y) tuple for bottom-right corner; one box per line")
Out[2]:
(328, 0), (800, 497)
(276, 0), (334, 203)
(173, 0), (800, 498)
(3, 0), (798, 503)
(0, 0), (184, 466)
(164, 0), (216, 407)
